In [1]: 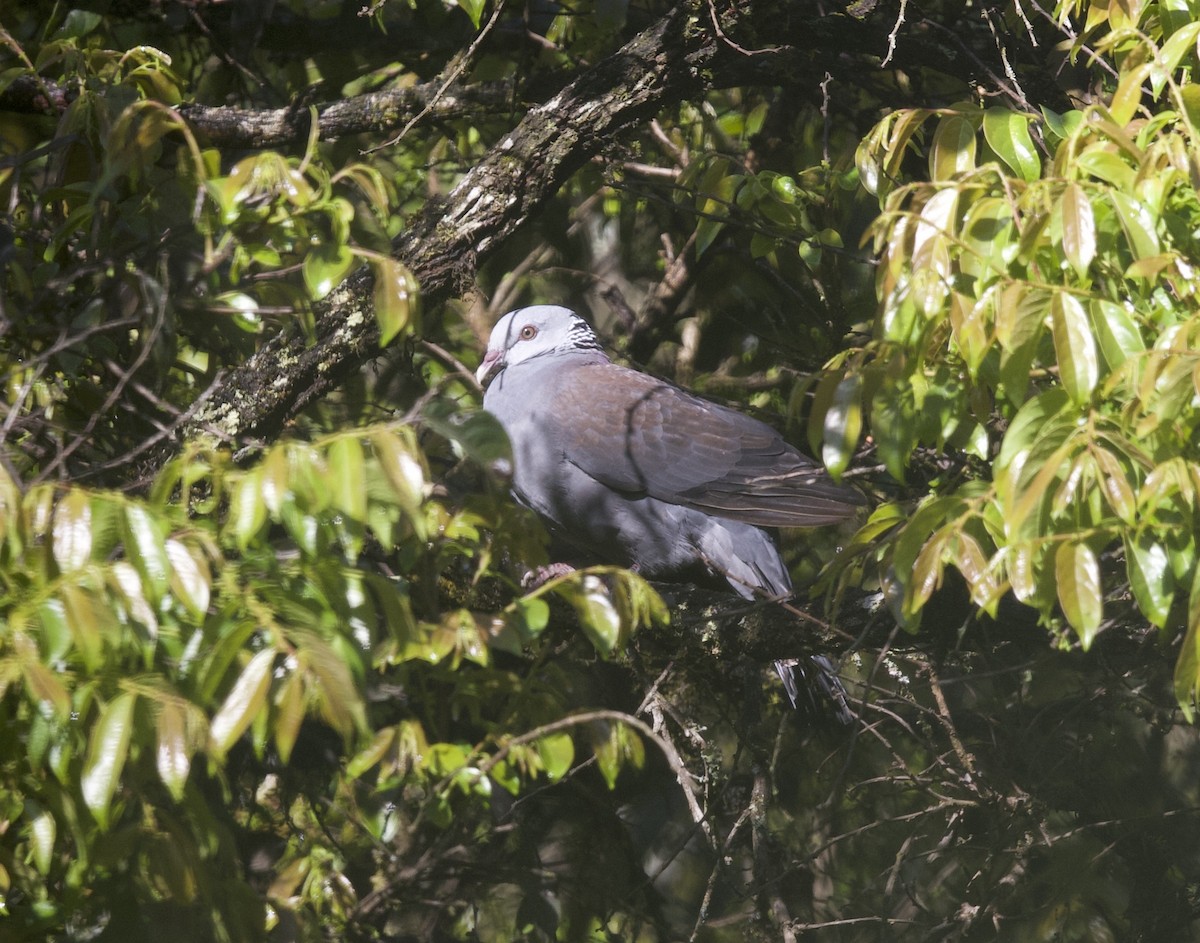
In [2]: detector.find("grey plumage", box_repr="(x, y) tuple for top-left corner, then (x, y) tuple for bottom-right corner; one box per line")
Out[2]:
(477, 305), (864, 717)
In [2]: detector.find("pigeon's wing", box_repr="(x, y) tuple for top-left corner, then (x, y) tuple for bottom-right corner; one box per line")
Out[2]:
(548, 362), (864, 527)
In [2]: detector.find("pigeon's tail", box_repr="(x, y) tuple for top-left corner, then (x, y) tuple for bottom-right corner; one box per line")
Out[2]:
(774, 655), (855, 725)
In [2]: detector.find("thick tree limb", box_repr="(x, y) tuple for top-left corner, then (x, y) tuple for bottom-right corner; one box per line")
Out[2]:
(178, 79), (518, 148)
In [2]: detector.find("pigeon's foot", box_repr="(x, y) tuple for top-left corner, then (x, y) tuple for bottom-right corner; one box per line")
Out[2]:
(521, 562), (577, 589)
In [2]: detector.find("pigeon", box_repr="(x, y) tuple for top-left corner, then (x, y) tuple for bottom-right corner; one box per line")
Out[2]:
(476, 305), (865, 718)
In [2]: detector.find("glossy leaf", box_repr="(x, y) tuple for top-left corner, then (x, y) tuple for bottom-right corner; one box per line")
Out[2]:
(1060, 182), (1096, 276)
(1050, 292), (1098, 404)
(982, 108), (1040, 181)
(929, 113), (977, 180)
(156, 700), (194, 801)
(52, 489), (92, 573)
(373, 258), (419, 347)
(303, 244), (355, 301)
(81, 691), (137, 829)
(124, 504), (169, 602)
(209, 647), (276, 759)
(1055, 541), (1103, 649)
(26, 800), (56, 875)
(1125, 531), (1174, 628)
(165, 538), (211, 621)
(822, 374), (863, 478)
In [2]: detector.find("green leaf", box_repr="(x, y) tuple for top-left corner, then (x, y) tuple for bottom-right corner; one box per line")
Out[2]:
(1089, 299), (1145, 370)
(929, 113), (977, 180)
(156, 700), (194, 801)
(455, 0), (485, 27)
(373, 259), (419, 347)
(1050, 292), (1098, 404)
(590, 721), (644, 790)
(25, 800), (56, 875)
(347, 727), (395, 778)
(1060, 182), (1096, 276)
(124, 504), (170, 603)
(82, 692), (137, 829)
(1108, 62), (1152, 125)
(822, 374), (862, 478)
(1110, 191), (1160, 260)
(273, 672), (305, 765)
(983, 108), (1040, 181)
(1055, 541), (1102, 649)
(1125, 531), (1174, 628)
(564, 574), (621, 656)
(329, 436), (367, 523)
(871, 379), (917, 482)
(52, 489), (93, 573)
(1173, 565), (1200, 720)
(59, 585), (105, 671)
(231, 468), (268, 551)
(209, 647), (276, 759)
(536, 732), (575, 781)
(302, 243), (355, 301)
(165, 538), (211, 621)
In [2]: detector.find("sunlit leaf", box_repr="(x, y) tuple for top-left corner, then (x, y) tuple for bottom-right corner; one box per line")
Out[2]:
(156, 700), (194, 801)
(590, 721), (644, 790)
(209, 647), (276, 759)
(373, 258), (419, 347)
(1125, 531), (1173, 628)
(982, 108), (1040, 181)
(1173, 567), (1200, 720)
(822, 374), (862, 478)
(929, 113), (977, 180)
(82, 692), (137, 829)
(124, 504), (169, 602)
(536, 732), (575, 781)
(302, 243), (355, 301)
(273, 671), (305, 765)
(52, 489), (92, 573)
(1110, 191), (1160, 260)
(1060, 182), (1096, 276)
(1050, 291), (1098, 404)
(1055, 541), (1102, 649)
(26, 800), (56, 875)
(165, 538), (211, 621)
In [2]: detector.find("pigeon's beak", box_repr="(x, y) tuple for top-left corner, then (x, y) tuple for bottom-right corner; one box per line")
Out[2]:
(476, 348), (504, 389)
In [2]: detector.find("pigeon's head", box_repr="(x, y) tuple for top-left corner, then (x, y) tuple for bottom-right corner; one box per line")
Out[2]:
(476, 305), (605, 388)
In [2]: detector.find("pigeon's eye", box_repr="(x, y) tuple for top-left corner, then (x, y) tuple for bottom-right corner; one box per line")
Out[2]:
(519, 325), (538, 341)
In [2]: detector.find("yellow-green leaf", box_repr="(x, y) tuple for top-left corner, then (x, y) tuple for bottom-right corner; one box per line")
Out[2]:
(25, 800), (56, 875)
(82, 691), (137, 829)
(1125, 532), (1173, 628)
(1050, 292), (1098, 404)
(52, 489), (92, 573)
(373, 259), (419, 347)
(156, 699), (194, 801)
(1060, 182), (1095, 276)
(929, 113), (977, 180)
(209, 647), (276, 759)
(165, 538), (211, 621)
(983, 108), (1040, 181)
(822, 374), (862, 478)
(303, 244), (355, 301)
(536, 732), (575, 782)
(1055, 541), (1102, 649)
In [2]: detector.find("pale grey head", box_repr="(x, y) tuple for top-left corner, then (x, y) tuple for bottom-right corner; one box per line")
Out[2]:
(476, 305), (605, 389)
